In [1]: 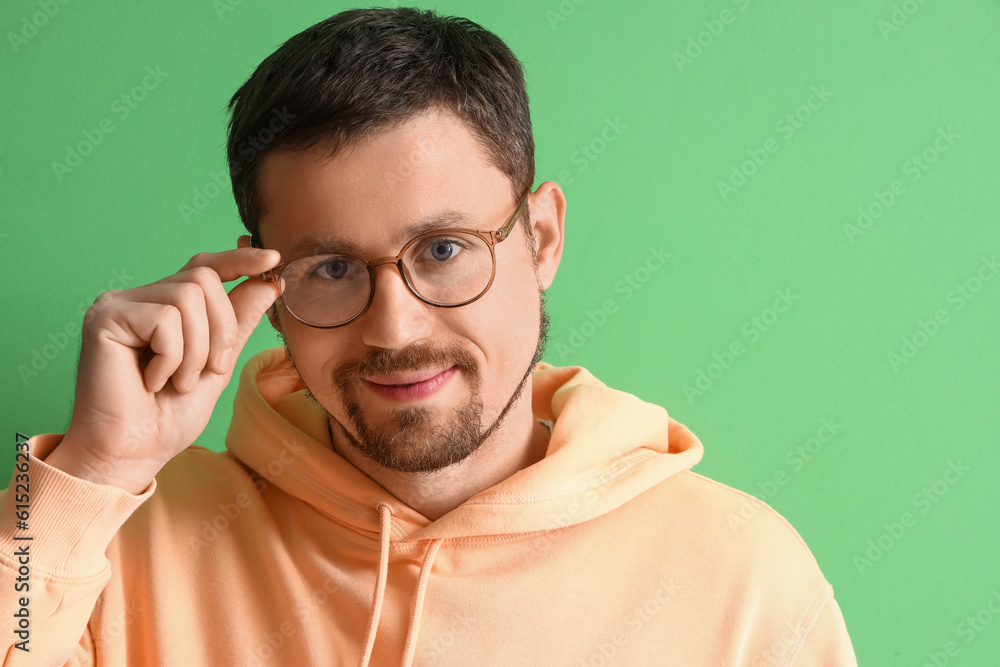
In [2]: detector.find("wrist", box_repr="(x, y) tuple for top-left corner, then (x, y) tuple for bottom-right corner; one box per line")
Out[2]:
(43, 444), (155, 495)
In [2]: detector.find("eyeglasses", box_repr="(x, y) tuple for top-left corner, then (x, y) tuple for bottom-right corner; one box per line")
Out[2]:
(254, 192), (530, 328)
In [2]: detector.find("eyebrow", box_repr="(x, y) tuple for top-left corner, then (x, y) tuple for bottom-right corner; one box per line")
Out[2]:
(286, 209), (479, 259)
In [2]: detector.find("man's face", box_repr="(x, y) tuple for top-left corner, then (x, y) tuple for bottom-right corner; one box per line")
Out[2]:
(256, 108), (559, 473)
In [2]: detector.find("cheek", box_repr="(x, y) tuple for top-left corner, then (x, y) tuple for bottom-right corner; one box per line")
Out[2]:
(469, 249), (542, 367)
(278, 313), (344, 390)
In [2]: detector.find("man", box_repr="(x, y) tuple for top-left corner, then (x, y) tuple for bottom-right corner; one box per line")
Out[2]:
(1, 7), (857, 665)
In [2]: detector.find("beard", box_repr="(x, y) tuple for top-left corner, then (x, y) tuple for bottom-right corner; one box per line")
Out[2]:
(285, 294), (551, 474)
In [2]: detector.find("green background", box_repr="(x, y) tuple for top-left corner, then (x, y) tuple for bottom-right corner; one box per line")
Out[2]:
(3, 0), (999, 663)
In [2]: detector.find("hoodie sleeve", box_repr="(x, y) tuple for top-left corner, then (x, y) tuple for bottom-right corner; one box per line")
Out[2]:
(790, 590), (858, 666)
(0, 434), (155, 666)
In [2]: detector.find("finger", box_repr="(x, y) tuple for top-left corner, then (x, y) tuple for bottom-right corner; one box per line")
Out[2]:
(128, 265), (245, 375)
(113, 281), (211, 393)
(173, 266), (239, 375)
(227, 274), (286, 353)
(89, 300), (185, 393)
(179, 247), (281, 284)
(169, 281), (212, 393)
(144, 306), (185, 393)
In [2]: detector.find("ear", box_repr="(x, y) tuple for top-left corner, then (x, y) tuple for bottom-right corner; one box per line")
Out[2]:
(527, 181), (566, 291)
(238, 235), (284, 333)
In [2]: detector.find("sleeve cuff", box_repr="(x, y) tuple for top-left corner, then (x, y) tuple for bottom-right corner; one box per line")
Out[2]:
(0, 434), (156, 579)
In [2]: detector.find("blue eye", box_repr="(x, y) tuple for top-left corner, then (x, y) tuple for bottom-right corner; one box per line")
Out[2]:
(314, 258), (350, 279)
(426, 240), (462, 262)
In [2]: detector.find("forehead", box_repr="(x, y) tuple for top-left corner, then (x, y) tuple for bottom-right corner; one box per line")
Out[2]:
(256, 108), (511, 257)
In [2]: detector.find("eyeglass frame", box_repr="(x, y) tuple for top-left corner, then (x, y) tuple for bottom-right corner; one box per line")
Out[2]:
(252, 190), (531, 329)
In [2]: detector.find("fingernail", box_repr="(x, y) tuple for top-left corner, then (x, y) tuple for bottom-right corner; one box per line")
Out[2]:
(213, 349), (230, 373)
(255, 248), (276, 258)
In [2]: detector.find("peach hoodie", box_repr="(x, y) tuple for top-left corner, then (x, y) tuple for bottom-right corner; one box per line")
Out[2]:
(1, 348), (856, 666)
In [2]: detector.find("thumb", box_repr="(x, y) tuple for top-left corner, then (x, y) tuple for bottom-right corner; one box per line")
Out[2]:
(228, 276), (284, 351)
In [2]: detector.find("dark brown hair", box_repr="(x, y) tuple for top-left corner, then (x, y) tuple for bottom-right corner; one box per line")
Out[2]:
(225, 6), (535, 245)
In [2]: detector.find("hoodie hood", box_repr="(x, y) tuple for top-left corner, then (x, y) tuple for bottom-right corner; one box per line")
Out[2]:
(226, 347), (704, 542)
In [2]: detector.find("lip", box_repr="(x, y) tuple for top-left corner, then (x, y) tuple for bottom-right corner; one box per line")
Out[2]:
(362, 366), (457, 401)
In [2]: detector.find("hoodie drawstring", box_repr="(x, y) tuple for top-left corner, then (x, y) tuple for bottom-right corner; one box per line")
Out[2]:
(358, 504), (444, 667)
(359, 503), (392, 667)
(401, 538), (443, 667)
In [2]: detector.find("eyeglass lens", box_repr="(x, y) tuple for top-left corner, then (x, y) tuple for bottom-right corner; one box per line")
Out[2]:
(279, 231), (494, 326)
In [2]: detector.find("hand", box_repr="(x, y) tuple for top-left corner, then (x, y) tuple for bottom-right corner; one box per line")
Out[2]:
(44, 239), (283, 494)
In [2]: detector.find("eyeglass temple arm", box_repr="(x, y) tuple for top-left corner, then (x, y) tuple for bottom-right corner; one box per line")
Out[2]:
(493, 193), (530, 243)
(247, 233), (284, 284)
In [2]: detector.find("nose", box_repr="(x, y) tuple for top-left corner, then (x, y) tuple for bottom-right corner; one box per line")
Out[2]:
(358, 261), (434, 349)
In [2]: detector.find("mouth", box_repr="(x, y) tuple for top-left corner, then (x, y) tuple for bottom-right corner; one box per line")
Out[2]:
(362, 366), (458, 401)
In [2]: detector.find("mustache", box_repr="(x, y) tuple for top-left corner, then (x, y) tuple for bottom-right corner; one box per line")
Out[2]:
(333, 343), (480, 386)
